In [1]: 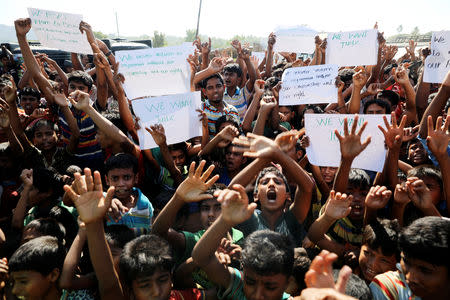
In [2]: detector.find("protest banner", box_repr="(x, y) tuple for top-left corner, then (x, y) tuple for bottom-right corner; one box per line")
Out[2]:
(279, 64), (338, 105)
(251, 51), (266, 64)
(273, 26), (317, 54)
(304, 114), (390, 172)
(326, 29), (378, 66)
(116, 45), (194, 100)
(27, 8), (92, 54)
(132, 91), (202, 150)
(424, 31), (450, 83)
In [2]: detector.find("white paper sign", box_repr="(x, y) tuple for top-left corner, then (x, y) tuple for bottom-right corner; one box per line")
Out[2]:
(27, 8), (92, 55)
(305, 114), (390, 172)
(117, 45), (194, 100)
(326, 29), (378, 66)
(424, 31), (450, 83)
(251, 52), (266, 64)
(274, 26), (317, 54)
(132, 92), (202, 150)
(279, 64), (338, 105)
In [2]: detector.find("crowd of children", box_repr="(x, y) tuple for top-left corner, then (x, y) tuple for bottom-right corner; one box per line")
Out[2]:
(0, 16), (449, 300)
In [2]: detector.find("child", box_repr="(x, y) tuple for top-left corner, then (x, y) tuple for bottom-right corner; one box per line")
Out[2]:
(63, 168), (212, 300)
(370, 216), (450, 300)
(104, 153), (153, 235)
(192, 184), (294, 300)
(9, 235), (66, 300)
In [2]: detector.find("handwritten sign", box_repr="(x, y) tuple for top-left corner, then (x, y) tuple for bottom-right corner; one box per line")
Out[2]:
(424, 31), (450, 83)
(305, 114), (390, 172)
(279, 64), (338, 105)
(274, 26), (317, 54)
(28, 8), (92, 55)
(116, 45), (194, 99)
(326, 29), (378, 66)
(132, 92), (202, 150)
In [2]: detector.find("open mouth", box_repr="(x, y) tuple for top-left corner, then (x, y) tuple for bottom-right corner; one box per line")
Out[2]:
(267, 190), (277, 201)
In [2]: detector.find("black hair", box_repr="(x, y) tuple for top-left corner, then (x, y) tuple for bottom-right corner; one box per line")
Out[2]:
(338, 69), (356, 83)
(19, 87), (41, 101)
(105, 225), (135, 249)
(254, 166), (290, 195)
(332, 270), (371, 300)
(242, 230), (294, 276)
(291, 247), (311, 291)
(348, 169), (371, 190)
(377, 90), (400, 106)
(201, 73), (224, 89)
(67, 70), (93, 91)
(105, 153), (138, 175)
(363, 218), (400, 259)
(9, 236), (66, 275)
(223, 63), (242, 77)
(23, 218), (66, 244)
(363, 98), (391, 114)
(215, 115), (240, 134)
(168, 142), (188, 158)
(301, 105), (324, 115)
(119, 234), (173, 287)
(48, 206), (78, 245)
(407, 165), (442, 193)
(27, 119), (59, 141)
(264, 77), (281, 90)
(398, 216), (450, 269)
(32, 168), (64, 197)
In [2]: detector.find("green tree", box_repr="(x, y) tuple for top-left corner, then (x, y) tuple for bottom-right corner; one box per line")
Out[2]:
(185, 29), (196, 42)
(153, 31), (166, 47)
(411, 27), (420, 36)
(94, 31), (108, 39)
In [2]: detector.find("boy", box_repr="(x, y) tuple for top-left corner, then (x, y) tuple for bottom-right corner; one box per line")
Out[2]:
(63, 168), (213, 300)
(152, 161), (243, 288)
(370, 216), (450, 300)
(104, 153), (153, 235)
(192, 184), (294, 300)
(9, 235), (66, 300)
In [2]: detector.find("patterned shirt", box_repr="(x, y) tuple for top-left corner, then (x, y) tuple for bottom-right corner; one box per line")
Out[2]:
(201, 100), (240, 136)
(370, 264), (421, 300)
(223, 86), (250, 122)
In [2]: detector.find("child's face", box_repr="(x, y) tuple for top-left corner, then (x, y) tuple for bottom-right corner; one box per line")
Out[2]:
(33, 125), (57, 151)
(256, 172), (288, 213)
(226, 146), (246, 173)
(169, 149), (186, 171)
(345, 185), (369, 221)
(320, 166), (338, 184)
(131, 269), (172, 300)
(106, 168), (138, 200)
(279, 106), (294, 122)
(408, 141), (427, 165)
(243, 268), (289, 300)
(11, 270), (58, 300)
(68, 80), (89, 94)
(358, 244), (397, 282)
(421, 176), (442, 205)
(400, 253), (450, 298)
(199, 198), (221, 229)
(20, 95), (40, 116)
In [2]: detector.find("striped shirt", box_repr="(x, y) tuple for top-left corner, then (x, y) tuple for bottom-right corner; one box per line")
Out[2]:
(201, 100), (240, 136)
(107, 187), (153, 236)
(370, 264), (421, 300)
(223, 86), (250, 122)
(58, 108), (103, 170)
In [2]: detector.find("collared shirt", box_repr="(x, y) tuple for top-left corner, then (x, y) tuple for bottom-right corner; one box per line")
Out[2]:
(223, 86), (250, 122)
(201, 100), (240, 136)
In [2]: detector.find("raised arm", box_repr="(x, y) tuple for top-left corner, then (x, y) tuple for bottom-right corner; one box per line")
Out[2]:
(333, 116), (371, 193)
(11, 169), (33, 230)
(53, 90), (80, 154)
(152, 161), (218, 249)
(392, 65), (418, 125)
(0, 99), (23, 156)
(192, 184), (256, 289)
(63, 168), (124, 300)
(42, 56), (68, 88)
(242, 80), (264, 133)
(252, 95), (277, 135)
(198, 124), (239, 157)
(347, 69), (368, 114)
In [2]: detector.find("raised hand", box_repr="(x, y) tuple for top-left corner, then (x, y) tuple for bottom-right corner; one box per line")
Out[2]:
(426, 115), (450, 159)
(405, 40), (417, 59)
(209, 57), (226, 73)
(107, 198), (129, 222)
(231, 40), (242, 54)
(64, 168), (115, 224)
(20, 169), (33, 188)
(323, 191), (352, 220)
(392, 65), (410, 86)
(217, 184), (257, 226)
(0, 99), (10, 128)
(46, 87), (68, 107)
(79, 21), (95, 44)
(68, 90), (91, 111)
(217, 124), (239, 147)
(275, 130), (301, 153)
(93, 52), (109, 69)
(201, 38), (211, 56)
(145, 124), (167, 146)
(3, 77), (17, 105)
(254, 79), (265, 98)
(215, 238), (242, 265)
(175, 160), (219, 203)
(305, 250), (352, 294)
(393, 183), (411, 206)
(232, 132), (280, 159)
(378, 113), (407, 149)
(365, 185), (392, 210)
(406, 177), (435, 212)
(335, 115), (371, 160)
(267, 32), (276, 48)
(402, 125), (419, 143)
(352, 68), (368, 89)
(259, 95), (277, 114)
(366, 83), (383, 96)
(14, 18), (31, 37)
